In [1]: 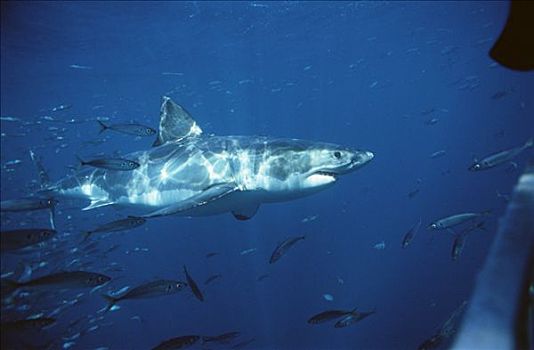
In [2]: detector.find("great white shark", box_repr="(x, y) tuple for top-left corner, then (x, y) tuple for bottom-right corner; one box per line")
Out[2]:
(41, 97), (374, 220)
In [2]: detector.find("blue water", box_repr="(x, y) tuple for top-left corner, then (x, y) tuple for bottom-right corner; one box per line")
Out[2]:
(1, 1), (533, 349)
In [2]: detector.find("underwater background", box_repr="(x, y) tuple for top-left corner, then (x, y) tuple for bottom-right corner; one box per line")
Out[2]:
(1, 1), (533, 349)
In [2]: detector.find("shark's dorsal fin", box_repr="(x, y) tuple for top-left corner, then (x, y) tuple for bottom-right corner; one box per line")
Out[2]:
(152, 96), (202, 147)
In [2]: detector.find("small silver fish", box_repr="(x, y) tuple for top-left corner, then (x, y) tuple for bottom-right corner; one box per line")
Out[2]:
(183, 265), (204, 302)
(269, 235), (305, 264)
(425, 118), (439, 125)
(204, 274), (222, 285)
(308, 309), (355, 324)
(69, 64), (93, 70)
(402, 218), (422, 248)
(428, 211), (490, 230)
(430, 150), (446, 159)
(257, 274), (269, 282)
(29, 149), (50, 187)
(77, 156), (139, 171)
(202, 331), (240, 344)
(0, 116), (21, 122)
(334, 310), (375, 328)
(152, 335), (200, 350)
(102, 279), (186, 311)
(469, 138), (533, 171)
(239, 247), (257, 255)
(4, 159), (22, 166)
(83, 216), (146, 240)
(97, 120), (156, 136)
(0, 198), (55, 212)
(51, 104), (72, 112)
(408, 188), (420, 198)
(2, 271), (110, 294)
(451, 235), (465, 261)
(373, 241), (386, 250)
(450, 221), (486, 261)
(0, 228), (56, 252)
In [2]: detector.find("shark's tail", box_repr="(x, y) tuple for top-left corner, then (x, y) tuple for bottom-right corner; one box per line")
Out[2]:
(29, 150), (57, 230)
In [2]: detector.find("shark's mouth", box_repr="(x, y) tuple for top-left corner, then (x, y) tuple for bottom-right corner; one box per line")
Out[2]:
(314, 171), (338, 178)
(305, 171), (338, 187)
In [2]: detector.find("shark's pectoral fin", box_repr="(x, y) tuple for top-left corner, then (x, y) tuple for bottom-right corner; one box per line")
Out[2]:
(152, 96), (202, 147)
(232, 203), (260, 221)
(143, 184), (238, 218)
(82, 199), (115, 211)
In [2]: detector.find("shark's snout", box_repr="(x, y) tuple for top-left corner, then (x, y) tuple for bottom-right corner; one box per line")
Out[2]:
(349, 150), (374, 170)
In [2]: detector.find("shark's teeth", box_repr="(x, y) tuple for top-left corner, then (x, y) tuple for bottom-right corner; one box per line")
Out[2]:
(314, 171), (337, 178)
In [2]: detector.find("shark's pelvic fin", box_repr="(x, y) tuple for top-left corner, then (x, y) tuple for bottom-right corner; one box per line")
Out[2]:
(82, 199), (115, 211)
(152, 96), (202, 147)
(143, 183), (238, 218)
(232, 203), (260, 220)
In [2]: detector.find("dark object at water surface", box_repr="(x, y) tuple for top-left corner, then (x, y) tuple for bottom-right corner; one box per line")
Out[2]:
(489, 1), (534, 71)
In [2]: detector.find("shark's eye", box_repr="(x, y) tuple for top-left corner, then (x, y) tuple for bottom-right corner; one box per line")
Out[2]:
(334, 151), (341, 159)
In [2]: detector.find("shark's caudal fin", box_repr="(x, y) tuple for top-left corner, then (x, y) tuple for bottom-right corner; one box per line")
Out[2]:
(152, 96), (203, 147)
(29, 150), (56, 230)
